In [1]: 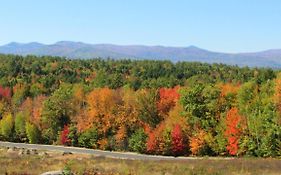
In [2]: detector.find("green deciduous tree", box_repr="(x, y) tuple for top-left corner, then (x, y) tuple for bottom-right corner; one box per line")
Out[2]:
(128, 128), (148, 153)
(15, 112), (27, 141)
(0, 113), (14, 141)
(26, 122), (40, 144)
(42, 84), (75, 143)
(78, 128), (98, 149)
(136, 89), (160, 128)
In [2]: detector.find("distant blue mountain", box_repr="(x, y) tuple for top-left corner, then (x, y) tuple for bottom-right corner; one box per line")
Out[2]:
(0, 41), (281, 68)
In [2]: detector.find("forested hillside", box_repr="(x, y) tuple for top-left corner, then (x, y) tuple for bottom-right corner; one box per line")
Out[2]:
(0, 54), (280, 157)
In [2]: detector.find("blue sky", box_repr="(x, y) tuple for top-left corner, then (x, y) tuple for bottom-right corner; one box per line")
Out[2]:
(0, 0), (281, 52)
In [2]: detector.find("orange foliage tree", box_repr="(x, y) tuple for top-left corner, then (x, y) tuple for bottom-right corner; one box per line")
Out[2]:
(86, 88), (121, 135)
(32, 95), (47, 128)
(157, 86), (180, 116)
(219, 83), (240, 97)
(114, 89), (139, 129)
(145, 122), (166, 154)
(76, 110), (90, 133)
(72, 85), (88, 132)
(19, 95), (47, 128)
(146, 131), (157, 154)
(218, 83), (240, 115)
(224, 107), (243, 155)
(189, 129), (207, 155)
(115, 125), (128, 150)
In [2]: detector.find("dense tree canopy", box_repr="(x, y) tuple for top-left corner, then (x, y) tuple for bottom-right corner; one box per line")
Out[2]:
(0, 54), (280, 157)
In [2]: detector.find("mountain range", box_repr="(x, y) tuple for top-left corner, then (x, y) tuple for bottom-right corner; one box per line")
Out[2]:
(1, 41), (281, 68)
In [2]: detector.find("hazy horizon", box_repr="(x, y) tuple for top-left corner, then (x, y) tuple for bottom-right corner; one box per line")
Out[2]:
(2, 40), (281, 54)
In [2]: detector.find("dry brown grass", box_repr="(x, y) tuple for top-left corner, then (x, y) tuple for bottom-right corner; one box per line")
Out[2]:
(0, 147), (280, 175)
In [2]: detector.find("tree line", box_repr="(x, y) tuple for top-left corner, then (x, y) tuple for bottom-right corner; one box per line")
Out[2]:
(0, 54), (280, 157)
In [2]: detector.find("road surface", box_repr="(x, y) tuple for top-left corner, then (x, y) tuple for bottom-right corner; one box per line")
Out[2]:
(0, 141), (234, 161)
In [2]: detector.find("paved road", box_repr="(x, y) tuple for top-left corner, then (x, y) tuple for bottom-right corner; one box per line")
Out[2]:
(0, 141), (234, 161)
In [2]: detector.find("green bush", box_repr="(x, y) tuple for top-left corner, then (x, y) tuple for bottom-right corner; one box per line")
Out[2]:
(162, 129), (172, 155)
(129, 128), (147, 153)
(15, 112), (27, 141)
(68, 125), (79, 146)
(78, 128), (98, 148)
(26, 122), (40, 144)
(0, 113), (14, 141)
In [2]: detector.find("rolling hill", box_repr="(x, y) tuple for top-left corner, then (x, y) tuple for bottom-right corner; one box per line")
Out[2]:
(1, 41), (281, 67)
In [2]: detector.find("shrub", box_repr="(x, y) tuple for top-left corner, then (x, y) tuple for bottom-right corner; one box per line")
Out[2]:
(60, 125), (71, 146)
(171, 124), (184, 156)
(0, 86), (11, 101)
(26, 122), (40, 143)
(68, 125), (78, 146)
(190, 130), (206, 155)
(15, 112), (27, 141)
(146, 132), (157, 154)
(159, 129), (172, 155)
(78, 128), (98, 148)
(129, 128), (147, 153)
(0, 113), (14, 141)
(225, 108), (243, 156)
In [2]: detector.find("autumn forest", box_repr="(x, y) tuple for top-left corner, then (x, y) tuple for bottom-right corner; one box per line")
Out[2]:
(0, 54), (280, 157)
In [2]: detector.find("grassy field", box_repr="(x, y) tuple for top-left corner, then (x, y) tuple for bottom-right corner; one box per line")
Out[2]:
(0, 147), (280, 175)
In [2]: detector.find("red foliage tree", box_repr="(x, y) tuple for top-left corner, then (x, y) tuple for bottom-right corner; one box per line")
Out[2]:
(157, 86), (180, 116)
(159, 86), (180, 100)
(225, 108), (242, 155)
(60, 125), (71, 146)
(171, 124), (184, 156)
(0, 86), (11, 101)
